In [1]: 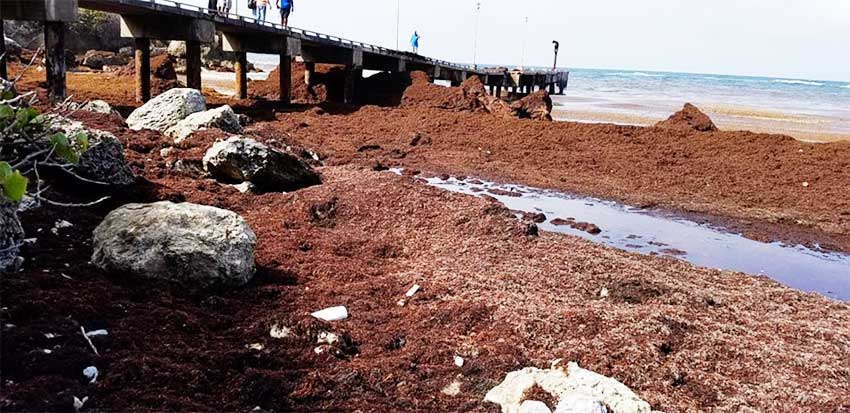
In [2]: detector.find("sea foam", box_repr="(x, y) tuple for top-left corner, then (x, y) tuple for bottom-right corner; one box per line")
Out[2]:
(773, 79), (824, 86)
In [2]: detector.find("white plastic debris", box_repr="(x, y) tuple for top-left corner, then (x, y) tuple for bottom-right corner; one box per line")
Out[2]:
(246, 343), (264, 351)
(23, 238), (38, 245)
(43, 349), (52, 354)
(44, 333), (57, 339)
(405, 284), (421, 297)
(802, 181), (810, 187)
(83, 366), (99, 383)
(454, 356), (465, 367)
(73, 396), (89, 412)
(270, 324), (291, 339)
(311, 306), (348, 321)
(85, 329), (108, 337)
(520, 400), (553, 413)
(313, 346), (325, 354)
(398, 284), (422, 306)
(317, 331), (339, 345)
(599, 287), (609, 298)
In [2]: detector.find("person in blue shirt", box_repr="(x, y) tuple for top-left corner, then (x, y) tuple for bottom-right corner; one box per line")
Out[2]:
(411, 31), (420, 54)
(277, 0), (294, 27)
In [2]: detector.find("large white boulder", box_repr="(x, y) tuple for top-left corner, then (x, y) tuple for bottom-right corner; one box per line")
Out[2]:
(91, 201), (257, 286)
(484, 362), (651, 413)
(167, 105), (243, 144)
(202, 136), (321, 192)
(126, 88), (206, 132)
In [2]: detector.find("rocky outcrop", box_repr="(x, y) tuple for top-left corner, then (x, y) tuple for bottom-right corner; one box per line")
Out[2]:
(3, 12), (131, 54)
(48, 116), (135, 187)
(0, 201), (24, 273)
(511, 91), (554, 121)
(203, 136), (322, 192)
(91, 201), (257, 286)
(656, 103), (717, 132)
(80, 50), (130, 70)
(126, 88), (206, 132)
(485, 363), (652, 413)
(166, 105), (243, 144)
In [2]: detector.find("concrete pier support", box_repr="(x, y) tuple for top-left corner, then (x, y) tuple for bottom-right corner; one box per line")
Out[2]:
(44, 22), (66, 102)
(450, 80), (462, 87)
(186, 40), (202, 90)
(304, 62), (315, 93)
(0, 19), (6, 80)
(344, 66), (362, 104)
(134, 38), (151, 102)
(496, 85), (502, 98)
(235, 51), (248, 99)
(279, 56), (291, 104)
(549, 83), (556, 94)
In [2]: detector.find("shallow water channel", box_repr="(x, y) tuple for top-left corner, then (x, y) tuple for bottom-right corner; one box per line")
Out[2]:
(405, 171), (850, 301)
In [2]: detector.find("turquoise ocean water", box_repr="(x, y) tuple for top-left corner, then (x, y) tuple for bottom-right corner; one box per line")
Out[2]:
(551, 68), (850, 141)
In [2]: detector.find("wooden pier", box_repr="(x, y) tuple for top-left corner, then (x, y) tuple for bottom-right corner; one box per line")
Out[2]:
(1, 0), (569, 103)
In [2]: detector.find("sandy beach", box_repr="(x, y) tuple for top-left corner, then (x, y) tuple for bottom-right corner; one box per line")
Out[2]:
(3, 59), (850, 412)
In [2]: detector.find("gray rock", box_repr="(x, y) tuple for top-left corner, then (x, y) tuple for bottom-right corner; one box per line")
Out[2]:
(82, 100), (114, 115)
(91, 201), (257, 286)
(48, 115), (135, 186)
(0, 201), (25, 273)
(1, 78), (17, 99)
(80, 50), (129, 70)
(126, 88), (206, 132)
(4, 36), (22, 57)
(167, 41), (186, 59)
(167, 105), (243, 144)
(485, 363), (651, 413)
(203, 136), (322, 192)
(118, 46), (134, 58)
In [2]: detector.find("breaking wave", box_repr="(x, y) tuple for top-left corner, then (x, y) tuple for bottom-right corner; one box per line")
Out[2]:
(773, 79), (824, 86)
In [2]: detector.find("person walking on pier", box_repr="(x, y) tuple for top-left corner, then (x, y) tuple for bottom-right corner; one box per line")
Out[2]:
(411, 31), (420, 54)
(277, 0), (294, 27)
(253, 0), (269, 22)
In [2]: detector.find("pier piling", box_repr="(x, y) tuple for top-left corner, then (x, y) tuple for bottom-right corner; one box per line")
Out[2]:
(134, 37), (150, 102)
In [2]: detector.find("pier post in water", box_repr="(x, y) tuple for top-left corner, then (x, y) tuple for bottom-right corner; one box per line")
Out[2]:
(186, 40), (202, 90)
(344, 66), (362, 104)
(235, 51), (248, 99)
(44, 22), (67, 102)
(549, 82), (555, 94)
(134, 38), (151, 102)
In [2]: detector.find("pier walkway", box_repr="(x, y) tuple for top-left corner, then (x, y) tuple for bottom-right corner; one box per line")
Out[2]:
(1, 0), (569, 103)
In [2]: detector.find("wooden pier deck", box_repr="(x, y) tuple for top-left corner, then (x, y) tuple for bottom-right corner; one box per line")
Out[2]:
(1, 0), (569, 103)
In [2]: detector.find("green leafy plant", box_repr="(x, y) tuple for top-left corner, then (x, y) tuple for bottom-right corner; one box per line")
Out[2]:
(0, 161), (28, 202)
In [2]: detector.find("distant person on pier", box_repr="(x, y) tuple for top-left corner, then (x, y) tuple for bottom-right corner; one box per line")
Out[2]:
(208, 0), (218, 15)
(218, 0), (232, 15)
(411, 31), (420, 54)
(277, 0), (294, 27)
(253, 0), (269, 22)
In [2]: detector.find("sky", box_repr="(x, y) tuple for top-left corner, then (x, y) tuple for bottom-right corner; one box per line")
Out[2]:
(185, 0), (850, 82)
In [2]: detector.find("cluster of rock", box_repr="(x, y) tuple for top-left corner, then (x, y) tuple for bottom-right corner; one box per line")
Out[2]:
(166, 38), (258, 73)
(458, 77), (554, 121)
(485, 362), (656, 413)
(83, 88), (322, 286)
